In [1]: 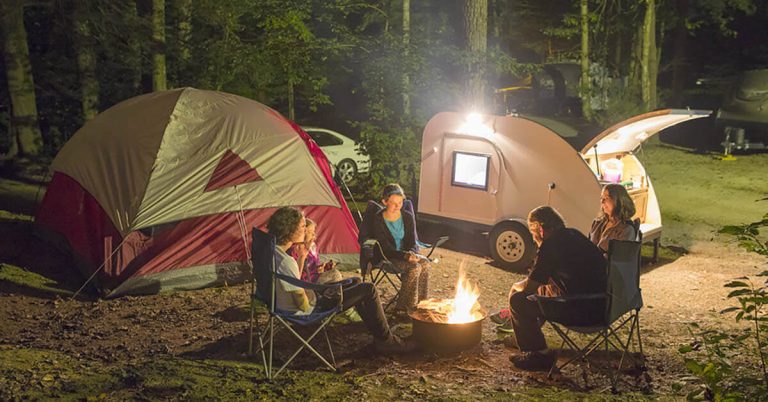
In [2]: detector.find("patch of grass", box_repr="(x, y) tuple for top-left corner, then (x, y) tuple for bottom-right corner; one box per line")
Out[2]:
(0, 210), (32, 221)
(0, 347), (118, 400)
(0, 263), (74, 297)
(0, 176), (43, 216)
(0, 347), (360, 400)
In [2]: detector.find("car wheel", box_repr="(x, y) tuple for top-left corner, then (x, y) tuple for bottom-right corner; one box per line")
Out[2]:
(336, 159), (358, 183)
(489, 221), (536, 271)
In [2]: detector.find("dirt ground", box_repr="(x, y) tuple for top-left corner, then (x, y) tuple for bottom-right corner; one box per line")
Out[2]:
(1, 144), (767, 400)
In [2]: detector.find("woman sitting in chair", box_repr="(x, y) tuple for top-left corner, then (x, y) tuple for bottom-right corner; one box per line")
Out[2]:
(370, 183), (429, 312)
(589, 183), (637, 253)
(267, 207), (412, 354)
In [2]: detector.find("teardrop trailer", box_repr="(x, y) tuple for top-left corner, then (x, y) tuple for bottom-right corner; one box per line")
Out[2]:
(416, 109), (711, 270)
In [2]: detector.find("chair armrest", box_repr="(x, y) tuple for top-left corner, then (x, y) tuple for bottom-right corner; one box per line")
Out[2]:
(529, 292), (608, 327)
(528, 293), (606, 303)
(274, 273), (348, 307)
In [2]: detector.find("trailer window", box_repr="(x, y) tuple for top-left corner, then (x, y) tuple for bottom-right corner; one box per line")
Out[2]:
(452, 152), (490, 190)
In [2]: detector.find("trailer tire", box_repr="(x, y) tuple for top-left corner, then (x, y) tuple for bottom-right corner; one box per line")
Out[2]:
(489, 222), (536, 271)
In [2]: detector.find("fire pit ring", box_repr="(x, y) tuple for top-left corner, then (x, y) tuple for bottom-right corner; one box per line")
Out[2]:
(409, 308), (487, 354)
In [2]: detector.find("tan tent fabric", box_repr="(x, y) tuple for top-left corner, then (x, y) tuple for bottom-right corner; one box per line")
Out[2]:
(52, 88), (339, 235)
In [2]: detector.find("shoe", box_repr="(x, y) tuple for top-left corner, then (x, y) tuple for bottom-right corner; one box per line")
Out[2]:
(343, 309), (363, 322)
(496, 321), (515, 333)
(375, 335), (418, 355)
(510, 351), (556, 372)
(490, 308), (511, 325)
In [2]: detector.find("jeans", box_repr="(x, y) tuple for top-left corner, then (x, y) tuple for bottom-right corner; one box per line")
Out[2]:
(509, 291), (547, 352)
(320, 277), (392, 341)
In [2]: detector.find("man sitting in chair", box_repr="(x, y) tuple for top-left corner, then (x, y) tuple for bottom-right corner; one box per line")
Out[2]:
(507, 206), (607, 371)
(267, 207), (413, 355)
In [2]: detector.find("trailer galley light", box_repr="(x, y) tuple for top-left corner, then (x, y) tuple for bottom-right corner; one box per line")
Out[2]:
(458, 112), (494, 137)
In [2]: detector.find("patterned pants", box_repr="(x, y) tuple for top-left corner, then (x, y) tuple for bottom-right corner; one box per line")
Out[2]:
(393, 259), (429, 310)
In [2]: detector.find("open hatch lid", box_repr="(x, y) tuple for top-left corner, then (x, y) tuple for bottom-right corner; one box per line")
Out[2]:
(580, 109), (711, 155)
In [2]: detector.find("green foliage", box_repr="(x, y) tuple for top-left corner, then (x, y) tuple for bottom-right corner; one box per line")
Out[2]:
(594, 87), (646, 128)
(679, 228), (768, 401)
(718, 211), (768, 258)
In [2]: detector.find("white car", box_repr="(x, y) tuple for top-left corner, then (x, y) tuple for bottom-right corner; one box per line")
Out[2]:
(302, 127), (370, 183)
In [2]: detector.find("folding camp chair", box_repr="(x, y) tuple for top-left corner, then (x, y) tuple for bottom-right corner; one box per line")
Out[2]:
(357, 199), (448, 310)
(530, 239), (644, 389)
(247, 228), (354, 380)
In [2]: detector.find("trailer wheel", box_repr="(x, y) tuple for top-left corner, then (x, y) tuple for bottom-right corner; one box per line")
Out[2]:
(489, 222), (536, 271)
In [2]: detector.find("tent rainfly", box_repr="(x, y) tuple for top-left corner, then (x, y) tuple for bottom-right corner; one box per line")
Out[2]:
(36, 88), (359, 297)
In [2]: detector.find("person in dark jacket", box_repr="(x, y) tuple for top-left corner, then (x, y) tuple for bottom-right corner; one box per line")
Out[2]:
(507, 206), (607, 371)
(370, 183), (429, 312)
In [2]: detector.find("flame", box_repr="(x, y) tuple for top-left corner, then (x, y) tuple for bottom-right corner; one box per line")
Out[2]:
(447, 271), (480, 324)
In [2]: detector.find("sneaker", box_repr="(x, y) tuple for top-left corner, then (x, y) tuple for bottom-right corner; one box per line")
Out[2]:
(375, 335), (418, 355)
(510, 351), (556, 372)
(490, 308), (512, 325)
(496, 321), (515, 333)
(343, 309), (363, 322)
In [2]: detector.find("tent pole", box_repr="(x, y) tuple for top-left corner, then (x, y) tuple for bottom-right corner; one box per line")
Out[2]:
(71, 235), (130, 300)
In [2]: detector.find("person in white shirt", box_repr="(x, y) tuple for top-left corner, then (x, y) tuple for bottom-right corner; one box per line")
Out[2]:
(266, 207), (414, 354)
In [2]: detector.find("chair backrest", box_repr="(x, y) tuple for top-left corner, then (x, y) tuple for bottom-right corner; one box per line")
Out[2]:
(606, 239), (643, 323)
(251, 228), (277, 311)
(358, 201), (384, 274)
(631, 218), (643, 242)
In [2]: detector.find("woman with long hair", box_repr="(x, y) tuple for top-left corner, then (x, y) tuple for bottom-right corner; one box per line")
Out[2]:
(370, 183), (429, 312)
(589, 183), (637, 252)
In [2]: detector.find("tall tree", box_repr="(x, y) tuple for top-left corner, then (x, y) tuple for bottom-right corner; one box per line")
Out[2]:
(463, 0), (488, 111)
(68, 0), (100, 121)
(579, 0), (592, 119)
(150, 0), (167, 91)
(402, 0), (410, 116)
(0, 0), (43, 157)
(641, 0), (657, 110)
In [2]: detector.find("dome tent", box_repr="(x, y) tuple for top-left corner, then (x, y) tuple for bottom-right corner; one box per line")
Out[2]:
(36, 88), (359, 297)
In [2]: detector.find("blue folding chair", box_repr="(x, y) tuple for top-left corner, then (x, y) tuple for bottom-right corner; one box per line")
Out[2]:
(248, 228), (353, 380)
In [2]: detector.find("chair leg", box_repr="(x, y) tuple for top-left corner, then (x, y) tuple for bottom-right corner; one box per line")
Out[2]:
(324, 328), (336, 368)
(634, 312), (646, 370)
(267, 316), (275, 380)
(273, 315), (338, 379)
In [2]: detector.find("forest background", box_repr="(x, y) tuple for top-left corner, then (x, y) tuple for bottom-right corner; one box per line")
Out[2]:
(1, 0), (766, 197)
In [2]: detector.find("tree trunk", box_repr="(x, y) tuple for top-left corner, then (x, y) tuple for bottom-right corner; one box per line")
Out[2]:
(402, 0), (410, 116)
(580, 0), (592, 120)
(641, 0), (657, 111)
(151, 0), (167, 91)
(173, 0), (191, 86)
(463, 0), (488, 111)
(0, 0), (43, 157)
(669, 0), (689, 106)
(628, 23), (642, 94)
(287, 78), (295, 121)
(70, 0), (100, 121)
(125, 2), (142, 93)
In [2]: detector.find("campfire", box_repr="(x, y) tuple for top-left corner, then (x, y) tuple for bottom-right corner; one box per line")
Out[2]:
(411, 270), (484, 324)
(409, 267), (487, 353)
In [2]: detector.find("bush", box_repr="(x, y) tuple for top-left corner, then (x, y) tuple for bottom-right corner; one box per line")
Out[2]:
(679, 204), (768, 401)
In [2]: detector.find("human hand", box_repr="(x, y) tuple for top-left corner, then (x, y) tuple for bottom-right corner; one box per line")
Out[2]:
(407, 252), (419, 263)
(512, 279), (527, 293)
(294, 242), (309, 259)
